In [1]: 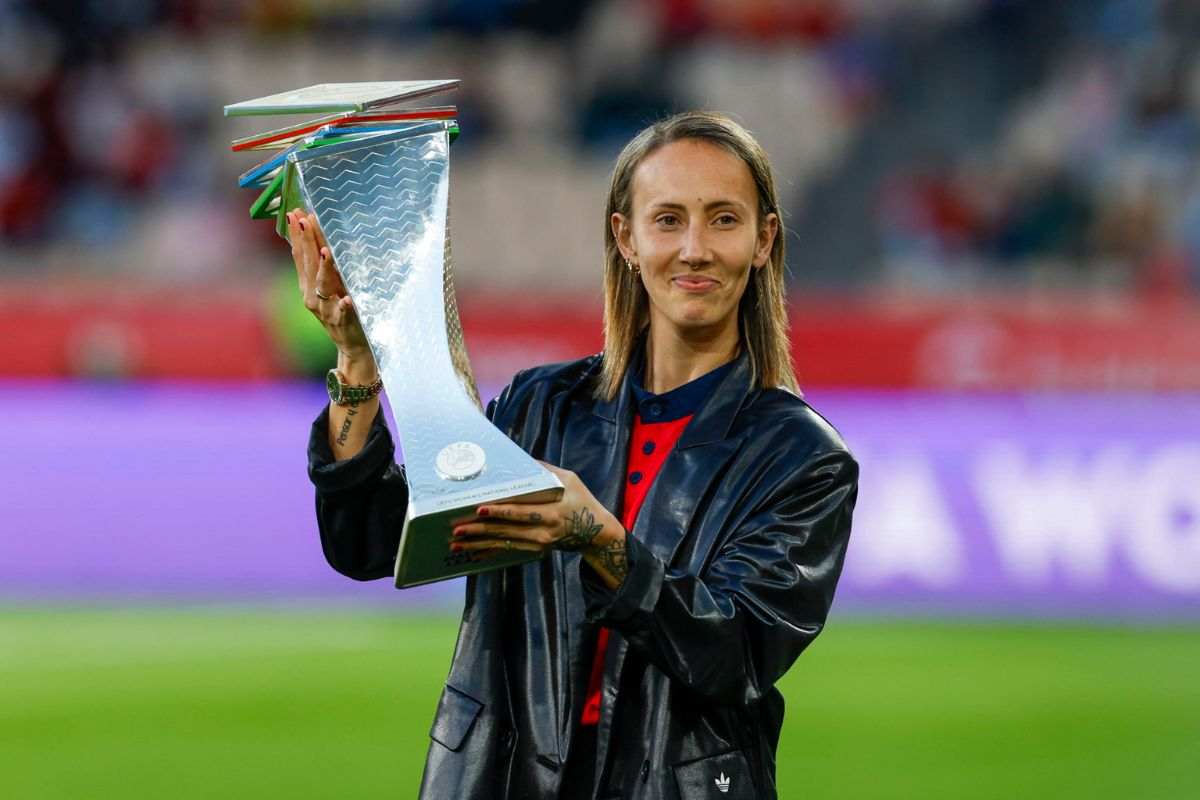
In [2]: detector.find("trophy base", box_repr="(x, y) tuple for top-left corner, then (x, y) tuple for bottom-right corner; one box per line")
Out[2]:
(394, 484), (564, 588)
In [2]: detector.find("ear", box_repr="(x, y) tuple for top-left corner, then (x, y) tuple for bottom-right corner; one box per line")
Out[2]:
(611, 212), (637, 263)
(752, 212), (779, 269)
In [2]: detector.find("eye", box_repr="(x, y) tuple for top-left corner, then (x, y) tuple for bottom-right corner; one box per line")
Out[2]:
(655, 214), (680, 228)
(714, 212), (738, 226)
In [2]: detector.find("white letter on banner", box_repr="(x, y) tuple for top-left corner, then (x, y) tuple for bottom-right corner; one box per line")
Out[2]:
(1126, 445), (1200, 594)
(849, 451), (964, 588)
(974, 445), (1125, 587)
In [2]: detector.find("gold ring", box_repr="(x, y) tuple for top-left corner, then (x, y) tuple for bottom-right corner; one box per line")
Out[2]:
(315, 288), (332, 301)
(505, 540), (512, 552)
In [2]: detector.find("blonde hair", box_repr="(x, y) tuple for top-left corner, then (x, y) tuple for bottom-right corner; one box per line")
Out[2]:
(598, 111), (797, 400)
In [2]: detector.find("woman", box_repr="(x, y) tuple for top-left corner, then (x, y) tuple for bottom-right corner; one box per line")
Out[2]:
(290, 112), (858, 800)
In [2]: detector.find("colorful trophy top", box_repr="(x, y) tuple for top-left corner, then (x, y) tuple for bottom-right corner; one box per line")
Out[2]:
(226, 80), (461, 240)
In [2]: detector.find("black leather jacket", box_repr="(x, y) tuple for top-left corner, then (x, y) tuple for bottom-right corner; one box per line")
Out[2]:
(307, 351), (858, 799)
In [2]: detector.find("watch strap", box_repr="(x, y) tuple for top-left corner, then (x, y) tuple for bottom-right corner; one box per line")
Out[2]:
(343, 376), (383, 405)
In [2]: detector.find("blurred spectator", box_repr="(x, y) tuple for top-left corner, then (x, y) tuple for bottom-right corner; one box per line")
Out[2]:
(0, 0), (1196, 297)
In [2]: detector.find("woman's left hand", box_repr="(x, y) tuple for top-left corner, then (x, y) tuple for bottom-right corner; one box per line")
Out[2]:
(451, 463), (630, 588)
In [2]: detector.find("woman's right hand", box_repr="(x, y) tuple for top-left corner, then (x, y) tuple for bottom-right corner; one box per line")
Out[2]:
(290, 208), (378, 460)
(287, 208), (371, 361)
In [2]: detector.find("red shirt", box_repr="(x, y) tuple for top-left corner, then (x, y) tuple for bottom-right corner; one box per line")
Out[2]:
(579, 359), (735, 726)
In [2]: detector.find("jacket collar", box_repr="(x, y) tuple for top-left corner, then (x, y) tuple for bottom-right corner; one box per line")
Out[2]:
(592, 341), (753, 449)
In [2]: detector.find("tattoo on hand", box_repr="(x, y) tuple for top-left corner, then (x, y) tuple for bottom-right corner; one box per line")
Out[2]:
(599, 538), (629, 582)
(529, 512), (543, 523)
(557, 507), (603, 551)
(335, 406), (357, 447)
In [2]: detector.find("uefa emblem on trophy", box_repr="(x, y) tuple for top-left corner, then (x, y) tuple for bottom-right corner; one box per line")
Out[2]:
(226, 81), (563, 587)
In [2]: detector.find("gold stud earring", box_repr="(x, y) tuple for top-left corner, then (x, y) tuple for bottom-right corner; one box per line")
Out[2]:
(626, 258), (640, 275)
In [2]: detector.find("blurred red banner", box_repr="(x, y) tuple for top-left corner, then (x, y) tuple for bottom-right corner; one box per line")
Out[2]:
(4, 279), (1199, 390)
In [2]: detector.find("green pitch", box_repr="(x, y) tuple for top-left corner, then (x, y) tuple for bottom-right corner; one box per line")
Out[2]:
(1, 609), (1196, 799)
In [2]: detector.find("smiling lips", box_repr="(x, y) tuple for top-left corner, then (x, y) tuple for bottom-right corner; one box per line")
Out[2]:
(672, 276), (720, 291)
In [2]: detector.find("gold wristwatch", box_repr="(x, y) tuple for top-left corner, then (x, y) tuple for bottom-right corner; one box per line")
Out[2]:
(326, 368), (384, 406)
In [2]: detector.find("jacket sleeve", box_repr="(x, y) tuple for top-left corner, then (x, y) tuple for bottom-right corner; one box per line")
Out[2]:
(581, 448), (858, 706)
(307, 404), (409, 580)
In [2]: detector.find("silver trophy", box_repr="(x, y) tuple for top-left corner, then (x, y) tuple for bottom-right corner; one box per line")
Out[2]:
(227, 84), (563, 587)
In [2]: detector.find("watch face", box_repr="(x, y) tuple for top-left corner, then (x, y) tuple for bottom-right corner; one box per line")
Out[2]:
(326, 369), (343, 404)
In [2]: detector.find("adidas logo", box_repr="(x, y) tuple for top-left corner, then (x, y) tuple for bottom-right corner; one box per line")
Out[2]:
(714, 771), (731, 793)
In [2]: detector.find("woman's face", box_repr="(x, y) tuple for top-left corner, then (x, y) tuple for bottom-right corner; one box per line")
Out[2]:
(613, 138), (778, 342)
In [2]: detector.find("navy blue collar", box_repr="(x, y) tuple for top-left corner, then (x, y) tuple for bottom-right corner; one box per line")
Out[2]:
(629, 345), (737, 423)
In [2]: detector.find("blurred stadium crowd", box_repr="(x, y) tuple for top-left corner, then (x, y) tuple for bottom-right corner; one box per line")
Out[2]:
(3, 0), (1200, 298)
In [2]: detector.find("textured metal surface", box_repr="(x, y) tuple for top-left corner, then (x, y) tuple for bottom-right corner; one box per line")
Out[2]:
(292, 127), (560, 585)
(441, 205), (481, 409)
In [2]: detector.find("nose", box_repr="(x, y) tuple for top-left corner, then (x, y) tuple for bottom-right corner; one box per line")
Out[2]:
(679, 220), (711, 269)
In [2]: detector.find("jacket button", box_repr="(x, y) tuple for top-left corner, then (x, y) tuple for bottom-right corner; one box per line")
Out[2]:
(629, 471), (643, 485)
(640, 759), (650, 783)
(642, 441), (655, 455)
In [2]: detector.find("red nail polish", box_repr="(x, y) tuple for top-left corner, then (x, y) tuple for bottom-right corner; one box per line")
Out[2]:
(298, 220), (306, 231)
(478, 508), (489, 517)
(450, 543), (462, 552)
